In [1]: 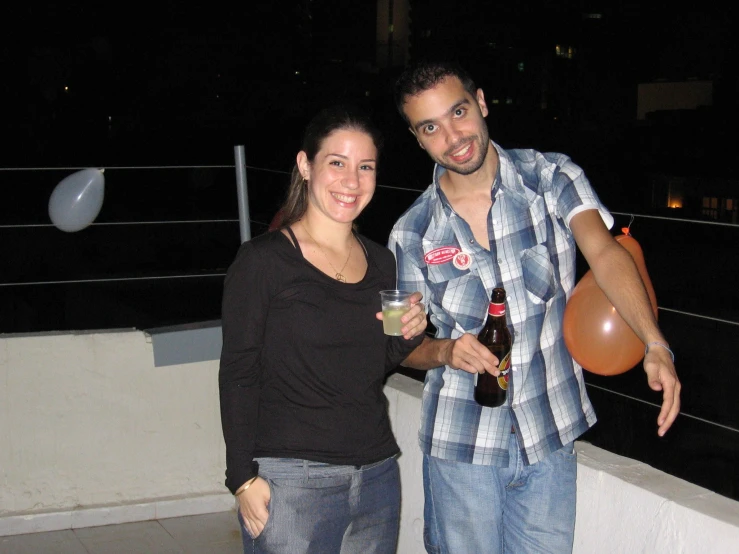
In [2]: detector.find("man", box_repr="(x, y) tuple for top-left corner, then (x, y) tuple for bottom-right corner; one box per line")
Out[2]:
(389, 59), (681, 553)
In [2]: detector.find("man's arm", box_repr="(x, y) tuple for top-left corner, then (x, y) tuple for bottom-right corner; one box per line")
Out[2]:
(402, 334), (500, 375)
(388, 227), (500, 375)
(570, 209), (681, 436)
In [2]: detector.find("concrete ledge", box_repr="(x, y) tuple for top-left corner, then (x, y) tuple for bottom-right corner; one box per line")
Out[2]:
(145, 320), (223, 367)
(0, 493), (234, 537)
(574, 441), (739, 553)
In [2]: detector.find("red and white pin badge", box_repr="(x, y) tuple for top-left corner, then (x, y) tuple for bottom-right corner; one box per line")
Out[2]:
(453, 252), (472, 270)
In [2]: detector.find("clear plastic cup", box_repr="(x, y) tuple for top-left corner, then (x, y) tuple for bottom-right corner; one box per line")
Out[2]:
(379, 290), (412, 336)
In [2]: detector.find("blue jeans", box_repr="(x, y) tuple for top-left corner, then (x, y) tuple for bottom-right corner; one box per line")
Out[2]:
(238, 456), (400, 554)
(423, 434), (577, 554)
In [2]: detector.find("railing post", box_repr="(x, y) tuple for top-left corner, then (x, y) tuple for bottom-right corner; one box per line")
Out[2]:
(234, 145), (251, 243)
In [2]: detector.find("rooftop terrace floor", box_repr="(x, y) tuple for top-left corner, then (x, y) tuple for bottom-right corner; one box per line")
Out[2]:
(0, 510), (241, 554)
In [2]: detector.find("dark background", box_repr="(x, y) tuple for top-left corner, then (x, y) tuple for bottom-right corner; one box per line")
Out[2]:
(1, 1), (738, 502)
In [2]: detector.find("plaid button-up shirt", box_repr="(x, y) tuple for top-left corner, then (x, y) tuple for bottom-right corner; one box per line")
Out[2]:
(388, 142), (614, 466)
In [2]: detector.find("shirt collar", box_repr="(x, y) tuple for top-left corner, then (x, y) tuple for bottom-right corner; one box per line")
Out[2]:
(430, 141), (529, 213)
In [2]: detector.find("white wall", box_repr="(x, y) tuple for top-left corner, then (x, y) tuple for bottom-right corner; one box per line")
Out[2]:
(1, 330), (738, 553)
(0, 330), (232, 534)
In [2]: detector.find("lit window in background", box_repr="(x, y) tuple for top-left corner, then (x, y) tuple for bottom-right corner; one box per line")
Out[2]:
(555, 45), (576, 59)
(668, 189), (684, 208)
(492, 98), (500, 104)
(702, 197), (718, 219)
(518, 62), (524, 72)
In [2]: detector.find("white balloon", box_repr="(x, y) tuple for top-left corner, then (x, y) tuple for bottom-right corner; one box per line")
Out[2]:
(48, 168), (105, 232)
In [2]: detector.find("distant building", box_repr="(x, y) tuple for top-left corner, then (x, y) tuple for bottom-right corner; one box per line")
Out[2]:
(637, 79), (737, 222)
(376, 0), (411, 68)
(648, 173), (738, 223)
(637, 81), (713, 121)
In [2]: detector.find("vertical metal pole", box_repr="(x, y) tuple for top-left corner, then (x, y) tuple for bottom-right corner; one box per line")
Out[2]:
(387, 0), (394, 68)
(234, 145), (251, 243)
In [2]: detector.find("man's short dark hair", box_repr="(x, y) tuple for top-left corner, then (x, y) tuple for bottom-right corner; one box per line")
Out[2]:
(394, 59), (478, 123)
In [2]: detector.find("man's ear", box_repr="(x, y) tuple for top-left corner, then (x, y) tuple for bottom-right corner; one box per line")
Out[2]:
(296, 151), (310, 180)
(476, 88), (489, 118)
(408, 127), (426, 151)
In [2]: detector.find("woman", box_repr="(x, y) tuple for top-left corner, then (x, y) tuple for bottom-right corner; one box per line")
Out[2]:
(219, 104), (427, 553)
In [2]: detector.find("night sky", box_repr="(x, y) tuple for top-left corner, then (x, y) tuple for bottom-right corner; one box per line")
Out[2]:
(3, 2), (736, 171)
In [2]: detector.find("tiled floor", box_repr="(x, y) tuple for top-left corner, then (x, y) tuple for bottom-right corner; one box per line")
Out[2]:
(0, 511), (243, 554)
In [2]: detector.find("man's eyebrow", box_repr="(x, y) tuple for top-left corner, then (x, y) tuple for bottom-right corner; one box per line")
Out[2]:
(413, 99), (470, 132)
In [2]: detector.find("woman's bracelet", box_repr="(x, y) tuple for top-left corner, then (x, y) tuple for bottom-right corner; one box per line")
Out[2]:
(644, 341), (675, 362)
(234, 476), (258, 497)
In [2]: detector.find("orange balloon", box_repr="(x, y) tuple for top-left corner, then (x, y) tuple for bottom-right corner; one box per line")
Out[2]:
(563, 234), (658, 376)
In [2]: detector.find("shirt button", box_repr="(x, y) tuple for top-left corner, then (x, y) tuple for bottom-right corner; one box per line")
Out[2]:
(497, 259), (502, 263)
(469, 239), (474, 244)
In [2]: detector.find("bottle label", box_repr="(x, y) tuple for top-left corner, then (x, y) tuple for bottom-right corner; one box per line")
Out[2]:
(488, 302), (505, 317)
(497, 352), (511, 390)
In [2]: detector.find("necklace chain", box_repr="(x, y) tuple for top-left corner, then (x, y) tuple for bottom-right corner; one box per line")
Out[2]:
(300, 221), (354, 282)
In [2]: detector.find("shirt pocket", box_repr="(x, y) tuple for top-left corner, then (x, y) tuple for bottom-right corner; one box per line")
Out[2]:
(520, 244), (556, 305)
(427, 263), (487, 332)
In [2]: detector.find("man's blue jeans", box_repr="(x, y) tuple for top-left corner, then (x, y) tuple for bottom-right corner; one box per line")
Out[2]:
(238, 456), (400, 554)
(423, 434), (577, 554)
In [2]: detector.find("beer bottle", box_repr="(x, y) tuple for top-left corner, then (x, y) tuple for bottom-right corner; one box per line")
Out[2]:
(474, 287), (512, 408)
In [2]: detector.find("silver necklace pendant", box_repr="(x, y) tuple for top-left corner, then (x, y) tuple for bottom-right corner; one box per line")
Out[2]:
(335, 273), (346, 282)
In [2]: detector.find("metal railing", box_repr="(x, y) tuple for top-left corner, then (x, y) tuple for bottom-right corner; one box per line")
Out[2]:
(2, 161), (738, 443)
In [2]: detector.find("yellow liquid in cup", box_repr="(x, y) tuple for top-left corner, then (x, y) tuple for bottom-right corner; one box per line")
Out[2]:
(382, 307), (407, 336)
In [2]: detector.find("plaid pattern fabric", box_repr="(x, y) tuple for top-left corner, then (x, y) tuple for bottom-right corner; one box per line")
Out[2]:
(388, 143), (614, 466)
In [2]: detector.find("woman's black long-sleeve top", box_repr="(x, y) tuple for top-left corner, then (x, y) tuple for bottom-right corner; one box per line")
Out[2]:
(219, 230), (423, 494)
